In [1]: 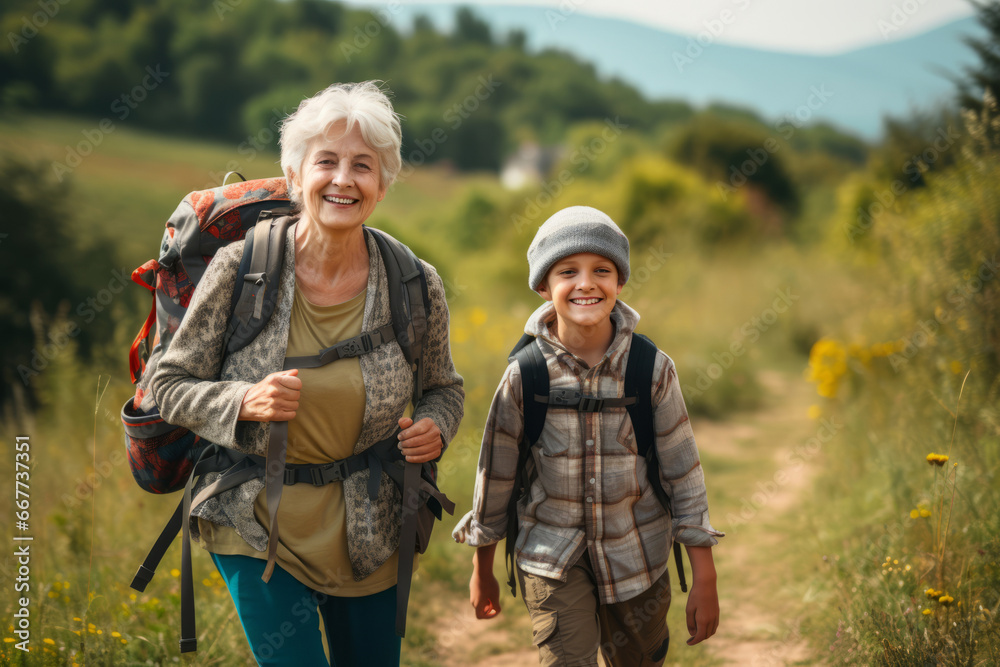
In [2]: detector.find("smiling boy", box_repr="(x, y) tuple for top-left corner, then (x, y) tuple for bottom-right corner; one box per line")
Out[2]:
(453, 206), (724, 666)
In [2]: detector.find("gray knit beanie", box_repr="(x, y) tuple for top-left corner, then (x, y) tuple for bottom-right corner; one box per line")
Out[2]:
(527, 206), (630, 291)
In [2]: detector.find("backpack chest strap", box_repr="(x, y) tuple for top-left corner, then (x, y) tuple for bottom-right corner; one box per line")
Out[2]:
(531, 389), (637, 412)
(283, 322), (395, 369)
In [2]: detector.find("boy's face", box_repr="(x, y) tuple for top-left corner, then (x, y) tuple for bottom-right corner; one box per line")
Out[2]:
(537, 252), (623, 332)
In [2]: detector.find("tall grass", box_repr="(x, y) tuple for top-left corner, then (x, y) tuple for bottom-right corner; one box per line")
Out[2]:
(802, 96), (1000, 666)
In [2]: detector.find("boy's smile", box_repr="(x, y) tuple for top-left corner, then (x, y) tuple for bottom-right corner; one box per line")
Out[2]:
(537, 252), (623, 356)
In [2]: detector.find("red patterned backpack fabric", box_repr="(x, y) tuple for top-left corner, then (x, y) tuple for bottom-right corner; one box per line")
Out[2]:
(121, 177), (290, 494)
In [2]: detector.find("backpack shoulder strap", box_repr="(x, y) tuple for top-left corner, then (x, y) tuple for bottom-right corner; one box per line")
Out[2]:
(224, 214), (293, 354)
(504, 335), (549, 597)
(624, 332), (658, 458)
(511, 336), (549, 448)
(367, 227), (428, 403)
(625, 332), (688, 592)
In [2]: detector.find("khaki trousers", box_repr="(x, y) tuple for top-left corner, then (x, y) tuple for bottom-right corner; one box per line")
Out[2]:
(517, 552), (671, 666)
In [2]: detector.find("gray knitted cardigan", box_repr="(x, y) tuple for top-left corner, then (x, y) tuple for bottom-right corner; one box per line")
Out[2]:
(148, 222), (464, 581)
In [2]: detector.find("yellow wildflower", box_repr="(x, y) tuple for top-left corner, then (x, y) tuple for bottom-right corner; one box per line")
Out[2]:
(43, 638), (55, 645)
(920, 508), (931, 517)
(47, 591), (59, 599)
(4, 638), (14, 643)
(910, 509), (919, 518)
(925, 588), (940, 598)
(469, 307), (488, 328)
(922, 608), (933, 616)
(170, 568), (181, 578)
(926, 453), (949, 466)
(121, 638), (128, 645)
(939, 595), (954, 606)
(111, 632), (121, 638)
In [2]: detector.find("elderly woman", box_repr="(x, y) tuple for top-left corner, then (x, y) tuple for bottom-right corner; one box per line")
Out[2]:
(150, 82), (464, 665)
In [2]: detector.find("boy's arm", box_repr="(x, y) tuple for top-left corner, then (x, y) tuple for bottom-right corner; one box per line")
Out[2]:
(453, 362), (524, 619)
(684, 545), (719, 645)
(471, 543), (501, 619)
(452, 360), (525, 546)
(651, 353), (724, 546)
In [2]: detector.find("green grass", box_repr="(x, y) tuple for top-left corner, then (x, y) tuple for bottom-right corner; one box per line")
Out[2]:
(11, 110), (993, 666)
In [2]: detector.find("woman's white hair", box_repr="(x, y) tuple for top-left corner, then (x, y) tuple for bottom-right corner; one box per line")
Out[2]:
(279, 81), (402, 207)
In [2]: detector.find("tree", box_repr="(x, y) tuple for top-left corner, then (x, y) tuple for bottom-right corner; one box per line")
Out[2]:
(956, 1), (1000, 115)
(0, 158), (112, 409)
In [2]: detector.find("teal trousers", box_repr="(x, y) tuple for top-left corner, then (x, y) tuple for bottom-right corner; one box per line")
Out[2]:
(211, 553), (401, 666)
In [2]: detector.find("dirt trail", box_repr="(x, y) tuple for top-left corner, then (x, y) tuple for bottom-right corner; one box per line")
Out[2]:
(432, 370), (821, 666)
(698, 370), (818, 666)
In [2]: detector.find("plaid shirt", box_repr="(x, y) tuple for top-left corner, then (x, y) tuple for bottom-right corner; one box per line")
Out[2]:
(453, 301), (722, 603)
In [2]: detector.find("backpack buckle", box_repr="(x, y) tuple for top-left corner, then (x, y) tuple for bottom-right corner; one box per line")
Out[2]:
(337, 333), (372, 358)
(548, 389), (582, 406)
(578, 396), (604, 412)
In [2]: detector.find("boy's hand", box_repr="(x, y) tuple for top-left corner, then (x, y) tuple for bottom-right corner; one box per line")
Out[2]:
(397, 417), (443, 462)
(470, 569), (502, 619)
(685, 581), (719, 645)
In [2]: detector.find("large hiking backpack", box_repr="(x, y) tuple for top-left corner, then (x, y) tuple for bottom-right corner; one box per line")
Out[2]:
(120, 175), (453, 652)
(122, 175), (293, 493)
(504, 332), (687, 597)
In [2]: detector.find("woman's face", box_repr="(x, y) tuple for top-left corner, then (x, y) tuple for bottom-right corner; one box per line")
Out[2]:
(293, 119), (385, 234)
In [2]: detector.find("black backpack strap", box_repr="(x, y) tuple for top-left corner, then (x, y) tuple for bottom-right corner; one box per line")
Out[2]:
(224, 214), (292, 354)
(624, 333), (687, 593)
(504, 335), (549, 597)
(365, 227), (434, 636)
(367, 226), (428, 403)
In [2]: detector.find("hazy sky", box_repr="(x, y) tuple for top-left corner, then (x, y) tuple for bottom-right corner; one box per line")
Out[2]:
(344, 0), (976, 54)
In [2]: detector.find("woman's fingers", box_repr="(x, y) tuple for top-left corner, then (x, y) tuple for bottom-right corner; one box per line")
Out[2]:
(239, 370), (302, 421)
(397, 418), (443, 462)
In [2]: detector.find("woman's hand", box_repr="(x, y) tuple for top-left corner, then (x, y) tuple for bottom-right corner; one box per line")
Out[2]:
(238, 369), (301, 422)
(397, 417), (443, 462)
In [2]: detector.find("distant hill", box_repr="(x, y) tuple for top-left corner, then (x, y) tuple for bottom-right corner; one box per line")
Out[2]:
(376, 4), (985, 139)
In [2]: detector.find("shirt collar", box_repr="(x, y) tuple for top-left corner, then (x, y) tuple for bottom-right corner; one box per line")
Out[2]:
(521, 299), (641, 363)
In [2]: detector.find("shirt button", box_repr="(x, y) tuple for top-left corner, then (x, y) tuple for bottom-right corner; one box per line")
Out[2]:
(586, 439), (594, 447)
(589, 478), (596, 484)
(586, 496), (594, 503)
